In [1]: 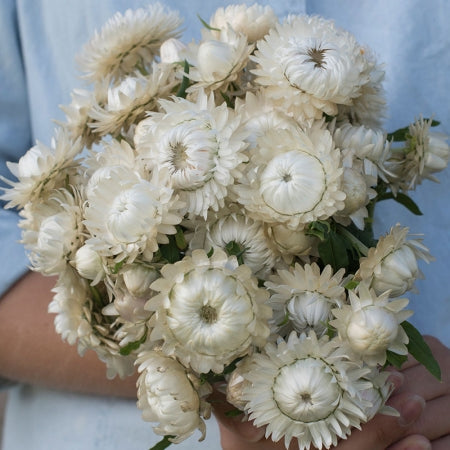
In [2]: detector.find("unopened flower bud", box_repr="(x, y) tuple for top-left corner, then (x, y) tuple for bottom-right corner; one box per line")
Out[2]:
(340, 168), (368, 215)
(74, 244), (104, 281)
(197, 40), (234, 82)
(160, 38), (186, 64)
(122, 264), (159, 298)
(270, 224), (317, 255)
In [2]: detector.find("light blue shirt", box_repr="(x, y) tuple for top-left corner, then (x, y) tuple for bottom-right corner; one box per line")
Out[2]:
(1, 1), (449, 449)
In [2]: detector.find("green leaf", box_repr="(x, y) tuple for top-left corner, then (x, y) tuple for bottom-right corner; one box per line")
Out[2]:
(197, 14), (221, 31)
(344, 279), (360, 290)
(159, 235), (182, 263)
(111, 260), (125, 274)
(175, 60), (190, 99)
(149, 435), (175, 450)
(430, 119), (440, 127)
(378, 192), (423, 215)
(385, 350), (409, 369)
(306, 220), (331, 241)
(174, 226), (187, 250)
(225, 240), (246, 265)
(318, 230), (349, 271)
(402, 321), (442, 380)
(119, 328), (148, 356)
(387, 125), (410, 142)
(225, 409), (244, 417)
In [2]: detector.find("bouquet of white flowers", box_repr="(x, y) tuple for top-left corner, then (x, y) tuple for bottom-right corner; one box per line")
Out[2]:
(2, 3), (449, 449)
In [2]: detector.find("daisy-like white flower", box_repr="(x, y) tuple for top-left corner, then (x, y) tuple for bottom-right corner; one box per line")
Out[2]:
(84, 165), (182, 263)
(209, 4), (278, 43)
(202, 211), (278, 276)
(88, 65), (177, 138)
(356, 224), (433, 297)
(77, 4), (183, 84)
(234, 122), (345, 229)
(49, 269), (135, 379)
(146, 249), (271, 374)
(134, 90), (248, 218)
(267, 263), (346, 337)
(136, 350), (212, 443)
(388, 117), (450, 192)
(330, 282), (412, 366)
(1, 127), (83, 209)
(251, 15), (370, 119)
(242, 331), (371, 450)
(20, 188), (84, 276)
(186, 28), (253, 94)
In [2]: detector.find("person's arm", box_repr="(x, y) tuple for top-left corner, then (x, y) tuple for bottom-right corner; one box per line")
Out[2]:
(213, 336), (450, 450)
(0, 271), (137, 398)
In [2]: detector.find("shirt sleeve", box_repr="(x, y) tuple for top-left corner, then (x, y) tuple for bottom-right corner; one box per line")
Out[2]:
(0, 0), (33, 297)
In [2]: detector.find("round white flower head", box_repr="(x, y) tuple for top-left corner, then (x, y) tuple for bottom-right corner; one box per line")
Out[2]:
(234, 122), (345, 229)
(88, 65), (178, 138)
(242, 331), (371, 450)
(209, 4), (278, 43)
(121, 263), (160, 298)
(49, 269), (135, 379)
(251, 15), (370, 118)
(160, 38), (187, 64)
(387, 117), (450, 192)
(203, 211), (278, 276)
(136, 350), (212, 443)
(267, 263), (346, 337)
(1, 127), (83, 209)
(73, 243), (106, 284)
(331, 282), (412, 366)
(77, 4), (183, 84)
(134, 91), (248, 218)
(146, 248), (271, 374)
(20, 188), (84, 276)
(186, 28), (253, 93)
(356, 224), (433, 297)
(84, 165), (182, 263)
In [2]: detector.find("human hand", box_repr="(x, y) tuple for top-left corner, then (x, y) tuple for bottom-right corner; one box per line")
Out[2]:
(212, 335), (450, 450)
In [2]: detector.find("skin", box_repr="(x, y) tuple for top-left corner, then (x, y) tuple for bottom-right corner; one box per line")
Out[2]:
(1, 271), (449, 449)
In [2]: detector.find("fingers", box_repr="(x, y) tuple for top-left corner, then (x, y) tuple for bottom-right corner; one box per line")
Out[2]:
(432, 435), (450, 450)
(387, 434), (431, 450)
(334, 392), (426, 450)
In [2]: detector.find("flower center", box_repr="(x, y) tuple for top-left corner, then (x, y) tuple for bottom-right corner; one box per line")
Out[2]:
(170, 142), (190, 170)
(273, 358), (340, 423)
(200, 304), (218, 324)
(306, 46), (329, 69)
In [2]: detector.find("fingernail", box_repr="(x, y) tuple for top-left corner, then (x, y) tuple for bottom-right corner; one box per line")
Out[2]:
(388, 371), (405, 390)
(405, 441), (431, 450)
(398, 394), (426, 427)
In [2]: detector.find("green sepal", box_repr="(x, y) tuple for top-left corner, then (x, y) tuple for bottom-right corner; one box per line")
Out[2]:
(377, 192), (423, 216)
(149, 435), (175, 450)
(402, 321), (442, 380)
(119, 328), (148, 356)
(111, 260), (125, 274)
(225, 240), (246, 265)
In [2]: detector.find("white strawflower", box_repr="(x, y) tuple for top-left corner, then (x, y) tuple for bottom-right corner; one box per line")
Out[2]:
(146, 249), (271, 374)
(88, 65), (177, 138)
(388, 117), (450, 191)
(234, 123), (345, 229)
(186, 29), (252, 93)
(242, 331), (371, 450)
(203, 212), (278, 276)
(209, 4), (278, 43)
(73, 243), (105, 284)
(267, 263), (346, 337)
(134, 91), (248, 218)
(136, 350), (212, 443)
(49, 269), (135, 379)
(252, 15), (370, 118)
(1, 127), (83, 209)
(356, 224), (433, 297)
(160, 38), (187, 64)
(84, 165), (182, 263)
(331, 283), (412, 366)
(20, 188), (84, 276)
(121, 263), (160, 298)
(77, 4), (183, 84)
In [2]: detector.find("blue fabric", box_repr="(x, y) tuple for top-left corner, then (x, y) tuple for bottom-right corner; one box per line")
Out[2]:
(1, 1), (449, 449)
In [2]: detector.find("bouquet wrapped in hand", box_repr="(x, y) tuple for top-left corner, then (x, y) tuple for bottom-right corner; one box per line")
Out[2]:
(2, 3), (449, 449)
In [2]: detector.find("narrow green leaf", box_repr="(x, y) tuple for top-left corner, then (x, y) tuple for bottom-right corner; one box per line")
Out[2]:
(385, 350), (409, 369)
(402, 321), (442, 380)
(378, 192), (423, 216)
(111, 260), (125, 274)
(175, 60), (190, 99)
(387, 126), (410, 142)
(225, 240), (246, 264)
(430, 119), (440, 127)
(149, 435), (175, 450)
(197, 14), (220, 31)
(225, 409), (244, 417)
(207, 247), (214, 258)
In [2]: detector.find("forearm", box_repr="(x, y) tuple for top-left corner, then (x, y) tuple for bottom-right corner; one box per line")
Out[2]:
(0, 271), (137, 398)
